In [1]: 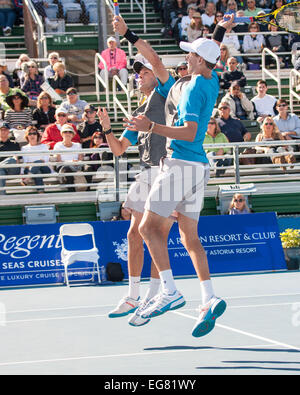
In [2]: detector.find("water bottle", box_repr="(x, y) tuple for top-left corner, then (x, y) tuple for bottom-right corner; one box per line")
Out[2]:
(100, 265), (107, 283)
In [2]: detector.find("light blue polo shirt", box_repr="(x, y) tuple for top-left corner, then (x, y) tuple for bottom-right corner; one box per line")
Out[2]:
(169, 70), (219, 163)
(122, 74), (175, 145)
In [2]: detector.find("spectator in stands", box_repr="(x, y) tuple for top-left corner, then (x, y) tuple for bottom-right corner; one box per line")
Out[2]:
(44, 52), (60, 82)
(271, 0), (286, 12)
(273, 99), (300, 140)
(59, 88), (88, 126)
(0, 75), (26, 112)
(226, 0), (238, 15)
(217, 100), (252, 142)
(0, 121), (20, 195)
(244, 0), (262, 16)
(180, 3), (197, 41)
(214, 44), (230, 76)
(52, 123), (84, 193)
(222, 26), (242, 63)
(41, 107), (80, 149)
(265, 22), (288, 68)
(12, 54), (30, 88)
(32, 92), (56, 132)
(221, 56), (247, 89)
(187, 11), (203, 42)
(0, 0), (17, 36)
(228, 193), (251, 215)
(216, 0), (227, 14)
(21, 126), (51, 192)
(4, 91), (32, 144)
(242, 22), (265, 70)
(77, 104), (103, 149)
(222, 80), (255, 120)
(255, 116), (295, 170)
(99, 36), (128, 88)
(20, 61), (44, 103)
(175, 61), (189, 79)
(49, 62), (74, 95)
(0, 60), (13, 88)
(161, 0), (187, 38)
(209, 10), (224, 33)
(232, 10), (249, 36)
(203, 117), (231, 177)
(251, 79), (277, 123)
(201, 1), (216, 27)
(83, 130), (109, 188)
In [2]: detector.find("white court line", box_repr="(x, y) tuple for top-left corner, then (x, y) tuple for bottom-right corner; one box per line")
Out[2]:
(4, 292), (300, 315)
(0, 343), (284, 368)
(172, 311), (300, 353)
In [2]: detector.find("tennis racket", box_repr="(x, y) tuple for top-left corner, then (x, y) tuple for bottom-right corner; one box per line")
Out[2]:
(225, 1), (300, 34)
(113, 0), (120, 16)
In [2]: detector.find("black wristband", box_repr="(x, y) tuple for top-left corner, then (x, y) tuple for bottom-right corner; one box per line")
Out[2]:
(124, 28), (140, 45)
(103, 128), (112, 136)
(212, 25), (226, 43)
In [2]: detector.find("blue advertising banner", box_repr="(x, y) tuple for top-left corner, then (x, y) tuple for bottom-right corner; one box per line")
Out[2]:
(0, 212), (286, 288)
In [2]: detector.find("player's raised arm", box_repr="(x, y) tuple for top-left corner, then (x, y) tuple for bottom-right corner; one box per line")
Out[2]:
(212, 13), (235, 46)
(113, 15), (170, 84)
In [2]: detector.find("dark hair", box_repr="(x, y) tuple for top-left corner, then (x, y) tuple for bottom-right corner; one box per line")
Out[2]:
(24, 126), (41, 142)
(90, 131), (106, 148)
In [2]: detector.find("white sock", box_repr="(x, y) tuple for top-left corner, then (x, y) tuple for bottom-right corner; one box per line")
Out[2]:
(200, 279), (215, 305)
(144, 277), (161, 301)
(128, 276), (140, 300)
(159, 269), (177, 295)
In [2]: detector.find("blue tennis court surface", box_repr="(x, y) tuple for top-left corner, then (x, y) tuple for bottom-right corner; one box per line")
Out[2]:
(0, 271), (299, 375)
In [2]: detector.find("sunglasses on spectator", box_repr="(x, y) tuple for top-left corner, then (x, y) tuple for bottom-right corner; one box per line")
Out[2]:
(67, 92), (77, 96)
(277, 104), (287, 107)
(57, 113), (67, 117)
(28, 132), (38, 136)
(62, 131), (74, 134)
(178, 67), (187, 71)
(28, 66), (36, 68)
(208, 121), (216, 125)
(234, 198), (244, 203)
(265, 122), (274, 125)
(219, 106), (229, 110)
(84, 110), (95, 114)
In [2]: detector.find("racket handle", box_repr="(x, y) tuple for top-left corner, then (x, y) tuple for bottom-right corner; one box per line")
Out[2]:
(114, 1), (120, 16)
(232, 16), (253, 23)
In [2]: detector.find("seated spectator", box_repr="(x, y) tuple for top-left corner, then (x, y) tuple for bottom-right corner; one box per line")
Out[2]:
(32, 92), (56, 132)
(83, 131), (108, 188)
(77, 105), (103, 149)
(201, 1), (216, 27)
(0, 59), (13, 88)
(216, 0), (227, 14)
(196, 0), (206, 14)
(0, 0), (18, 36)
(98, 37), (128, 88)
(217, 100), (252, 142)
(222, 81), (255, 120)
(21, 126), (51, 192)
(221, 57), (247, 89)
(175, 61), (189, 79)
(168, 0), (188, 41)
(180, 3), (197, 41)
(187, 12), (203, 42)
(0, 121), (20, 195)
(271, 0), (286, 12)
(0, 75), (27, 112)
(273, 99), (300, 140)
(244, 0), (262, 16)
(255, 116), (295, 170)
(20, 61), (44, 103)
(44, 52), (60, 82)
(59, 88), (88, 126)
(222, 26), (242, 63)
(41, 108), (80, 149)
(209, 10), (224, 33)
(4, 91), (32, 143)
(242, 22), (265, 69)
(203, 117), (231, 177)
(214, 44), (229, 77)
(53, 124), (85, 193)
(48, 62), (74, 96)
(228, 193), (251, 215)
(265, 22), (288, 68)
(251, 79), (277, 123)
(232, 10), (249, 37)
(13, 54), (30, 88)
(226, 0), (238, 15)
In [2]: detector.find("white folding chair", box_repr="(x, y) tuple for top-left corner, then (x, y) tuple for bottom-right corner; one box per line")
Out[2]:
(59, 223), (101, 286)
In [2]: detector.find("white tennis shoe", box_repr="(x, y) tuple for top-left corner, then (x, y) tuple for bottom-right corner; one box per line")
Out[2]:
(108, 296), (140, 318)
(140, 290), (186, 319)
(192, 297), (226, 337)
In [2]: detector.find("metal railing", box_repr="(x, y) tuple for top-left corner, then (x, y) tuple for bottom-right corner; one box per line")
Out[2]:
(261, 47), (282, 98)
(24, 0), (47, 58)
(290, 69), (300, 113)
(0, 140), (299, 198)
(95, 53), (110, 108)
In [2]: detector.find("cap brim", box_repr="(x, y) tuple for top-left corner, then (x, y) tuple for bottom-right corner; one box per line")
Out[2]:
(179, 41), (195, 53)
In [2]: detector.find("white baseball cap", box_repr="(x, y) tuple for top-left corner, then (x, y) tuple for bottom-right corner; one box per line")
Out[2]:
(179, 38), (220, 64)
(133, 59), (153, 74)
